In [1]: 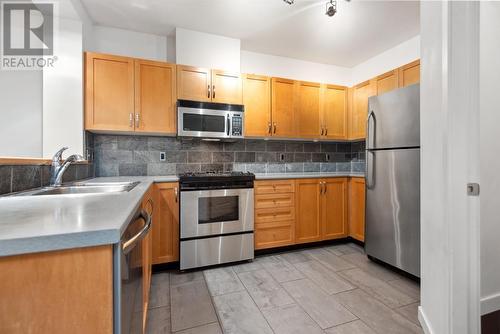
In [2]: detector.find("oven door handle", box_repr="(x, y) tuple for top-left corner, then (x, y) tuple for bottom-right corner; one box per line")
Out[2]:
(122, 209), (152, 254)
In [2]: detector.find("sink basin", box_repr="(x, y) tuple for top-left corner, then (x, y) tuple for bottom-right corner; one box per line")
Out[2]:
(13, 181), (140, 196)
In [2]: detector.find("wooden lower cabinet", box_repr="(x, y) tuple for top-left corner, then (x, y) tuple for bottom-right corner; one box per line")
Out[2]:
(295, 179), (322, 244)
(348, 177), (366, 242)
(152, 182), (179, 264)
(322, 178), (348, 240)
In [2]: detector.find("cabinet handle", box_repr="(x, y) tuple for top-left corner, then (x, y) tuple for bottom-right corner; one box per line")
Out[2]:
(208, 85), (211, 98)
(325, 128), (328, 136)
(321, 127), (324, 136)
(212, 85), (215, 99)
(324, 183), (327, 194)
(174, 187), (178, 202)
(268, 122), (272, 134)
(320, 182), (323, 195)
(135, 114), (140, 128)
(129, 113), (134, 127)
(273, 123), (277, 134)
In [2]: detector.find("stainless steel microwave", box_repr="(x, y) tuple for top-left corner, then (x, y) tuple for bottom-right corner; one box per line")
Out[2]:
(177, 100), (244, 139)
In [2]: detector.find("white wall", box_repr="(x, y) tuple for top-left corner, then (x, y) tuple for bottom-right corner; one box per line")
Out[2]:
(43, 18), (84, 159)
(351, 35), (420, 85)
(241, 50), (351, 86)
(176, 28), (240, 72)
(480, 1), (500, 316)
(88, 26), (167, 61)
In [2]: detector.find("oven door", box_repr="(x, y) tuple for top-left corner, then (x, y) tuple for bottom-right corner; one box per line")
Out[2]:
(178, 107), (230, 138)
(180, 188), (254, 239)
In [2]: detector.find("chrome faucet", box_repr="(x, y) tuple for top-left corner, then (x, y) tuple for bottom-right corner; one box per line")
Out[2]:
(49, 147), (85, 187)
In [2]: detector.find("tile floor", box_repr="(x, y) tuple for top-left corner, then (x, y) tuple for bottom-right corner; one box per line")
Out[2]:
(146, 243), (422, 334)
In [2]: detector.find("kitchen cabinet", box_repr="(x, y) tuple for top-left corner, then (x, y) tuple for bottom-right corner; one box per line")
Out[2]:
(321, 84), (347, 140)
(85, 52), (177, 134)
(254, 180), (295, 250)
(152, 183), (179, 264)
(322, 178), (348, 240)
(135, 59), (177, 134)
(349, 80), (375, 140)
(177, 65), (242, 104)
(348, 177), (366, 242)
(271, 77), (297, 138)
(243, 74), (272, 137)
(296, 81), (321, 139)
(398, 59), (420, 88)
(374, 70), (399, 96)
(85, 52), (135, 132)
(295, 179), (322, 244)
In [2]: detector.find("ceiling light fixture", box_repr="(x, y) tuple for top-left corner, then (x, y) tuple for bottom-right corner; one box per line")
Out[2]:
(325, 0), (337, 17)
(283, 0), (294, 4)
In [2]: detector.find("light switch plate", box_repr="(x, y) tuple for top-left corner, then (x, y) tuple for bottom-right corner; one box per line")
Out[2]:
(160, 152), (166, 162)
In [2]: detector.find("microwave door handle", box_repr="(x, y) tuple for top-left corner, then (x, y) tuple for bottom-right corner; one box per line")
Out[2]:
(227, 115), (231, 136)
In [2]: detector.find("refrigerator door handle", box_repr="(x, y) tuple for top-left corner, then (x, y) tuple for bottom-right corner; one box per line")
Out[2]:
(366, 150), (375, 189)
(366, 110), (376, 149)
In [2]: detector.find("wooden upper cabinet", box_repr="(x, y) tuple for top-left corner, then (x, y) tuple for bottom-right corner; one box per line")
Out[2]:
(135, 60), (176, 134)
(85, 52), (135, 131)
(176, 65), (211, 102)
(375, 70), (399, 96)
(295, 179), (322, 244)
(348, 177), (366, 242)
(211, 69), (242, 104)
(350, 80), (375, 140)
(271, 78), (297, 138)
(243, 74), (272, 137)
(296, 81), (321, 139)
(152, 183), (179, 265)
(399, 59), (420, 88)
(322, 84), (347, 140)
(322, 178), (348, 240)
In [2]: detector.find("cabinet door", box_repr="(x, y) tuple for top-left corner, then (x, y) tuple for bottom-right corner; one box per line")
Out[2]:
(152, 183), (179, 264)
(243, 74), (271, 137)
(211, 69), (242, 104)
(349, 178), (366, 242)
(322, 84), (347, 140)
(375, 70), (399, 96)
(271, 78), (297, 138)
(398, 59), (420, 88)
(321, 178), (348, 240)
(295, 179), (322, 244)
(176, 65), (211, 102)
(135, 60), (177, 134)
(85, 52), (134, 131)
(296, 81), (321, 139)
(350, 80), (375, 140)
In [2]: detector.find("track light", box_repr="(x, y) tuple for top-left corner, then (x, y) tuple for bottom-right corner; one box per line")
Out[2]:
(283, 0), (294, 4)
(325, 0), (337, 17)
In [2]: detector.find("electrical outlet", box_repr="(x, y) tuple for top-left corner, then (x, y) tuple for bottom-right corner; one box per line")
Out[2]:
(326, 153), (330, 162)
(160, 152), (166, 162)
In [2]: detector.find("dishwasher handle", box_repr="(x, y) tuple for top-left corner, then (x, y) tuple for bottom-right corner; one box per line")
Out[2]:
(122, 209), (152, 254)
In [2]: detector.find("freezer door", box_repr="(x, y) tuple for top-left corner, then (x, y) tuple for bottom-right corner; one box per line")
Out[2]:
(365, 148), (420, 277)
(367, 84), (420, 150)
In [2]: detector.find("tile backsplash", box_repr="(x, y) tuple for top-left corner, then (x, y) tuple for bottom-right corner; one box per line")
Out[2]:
(91, 133), (366, 177)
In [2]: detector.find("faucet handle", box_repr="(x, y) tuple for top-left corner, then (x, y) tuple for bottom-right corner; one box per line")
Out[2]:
(52, 147), (68, 163)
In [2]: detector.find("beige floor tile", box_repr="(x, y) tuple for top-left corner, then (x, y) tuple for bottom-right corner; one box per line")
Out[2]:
(149, 273), (170, 309)
(146, 306), (171, 334)
(282, 278), (357, 329)
(340, 253), (402, 281)
(203, 267), (245, 296)
(256, 255), (305, 283)
(170, 271), (204, 287)
(262, 304), (324, 334)
(294, 260), (355, 295)
(238, 269), (294, 310)
(173, 322), (222, 334)
(213, 291), (274, 334)
(339, 268), (417, 308)
(336, 289), (423, 334)
(170, 280), (218, 332)
(305, 248), (357, 272)
(388, 277), (421, 301)
(396, 302), (421, 326)
(232, 260), (263, 273)
(325, 320), (375, 334)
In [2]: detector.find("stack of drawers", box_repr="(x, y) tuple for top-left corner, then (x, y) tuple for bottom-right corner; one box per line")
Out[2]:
(254, 180), (295, 250)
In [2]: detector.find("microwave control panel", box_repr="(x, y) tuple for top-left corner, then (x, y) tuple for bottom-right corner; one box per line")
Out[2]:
(231, 114), (243, 136)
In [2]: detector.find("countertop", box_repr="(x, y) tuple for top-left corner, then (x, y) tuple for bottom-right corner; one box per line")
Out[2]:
(0, 172), (364, 257)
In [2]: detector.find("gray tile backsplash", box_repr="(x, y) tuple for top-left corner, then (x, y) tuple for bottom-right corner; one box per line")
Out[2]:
(93, 134), (366, 177)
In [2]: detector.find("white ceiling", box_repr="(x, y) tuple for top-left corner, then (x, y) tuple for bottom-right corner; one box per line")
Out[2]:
(80, 0), (420, 67)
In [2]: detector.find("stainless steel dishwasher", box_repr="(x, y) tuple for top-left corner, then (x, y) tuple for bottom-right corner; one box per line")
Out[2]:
(116, 207), (152, 334)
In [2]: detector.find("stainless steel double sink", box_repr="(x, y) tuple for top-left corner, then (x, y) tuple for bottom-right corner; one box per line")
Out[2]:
(12, 181), (140, 196)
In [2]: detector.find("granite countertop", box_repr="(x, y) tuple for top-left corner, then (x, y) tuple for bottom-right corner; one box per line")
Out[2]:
(0, 173), (364, 257)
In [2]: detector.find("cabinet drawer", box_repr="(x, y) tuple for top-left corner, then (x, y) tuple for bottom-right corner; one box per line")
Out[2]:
(255, 222), (294, 250)
(255, 180), (295, 194)
(255, 207), (295, 224)
(255, 193), (295, 209)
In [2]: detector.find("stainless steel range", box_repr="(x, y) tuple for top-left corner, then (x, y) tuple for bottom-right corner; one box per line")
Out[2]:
(179, 171), (255, 270)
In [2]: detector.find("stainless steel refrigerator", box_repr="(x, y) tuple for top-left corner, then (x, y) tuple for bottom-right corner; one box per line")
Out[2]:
(365, 84), (420, 278)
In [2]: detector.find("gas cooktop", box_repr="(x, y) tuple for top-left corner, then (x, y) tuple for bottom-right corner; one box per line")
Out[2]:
(178, 171), (255, 189)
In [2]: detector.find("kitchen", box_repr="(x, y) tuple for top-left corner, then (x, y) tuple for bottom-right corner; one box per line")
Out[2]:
(0, 1), (498, 334)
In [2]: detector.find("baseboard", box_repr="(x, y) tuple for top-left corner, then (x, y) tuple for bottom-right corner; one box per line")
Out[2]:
(482, 292), (500, 316)
(418, 306), (434, 334)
